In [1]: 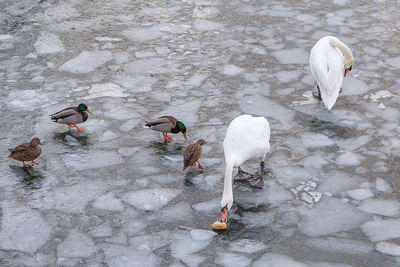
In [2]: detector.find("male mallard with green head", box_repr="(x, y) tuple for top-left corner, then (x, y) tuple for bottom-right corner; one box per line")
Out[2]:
(145, 116), (187, 142)
(183, 139), (207, 170)
(50, 103), (92, 131)
(8, 138), (42, 167)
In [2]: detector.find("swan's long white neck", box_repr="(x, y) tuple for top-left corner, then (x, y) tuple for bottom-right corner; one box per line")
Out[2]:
(329, 39), (354, 66)
(222, 159), (234, 210)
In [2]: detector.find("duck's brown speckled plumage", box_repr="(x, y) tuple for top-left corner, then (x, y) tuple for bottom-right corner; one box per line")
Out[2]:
(183, 139), (207, 170)
(8, 138), (42, 162)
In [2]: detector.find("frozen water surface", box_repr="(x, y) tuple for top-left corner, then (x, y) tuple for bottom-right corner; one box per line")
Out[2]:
(1, 0), (400, 265)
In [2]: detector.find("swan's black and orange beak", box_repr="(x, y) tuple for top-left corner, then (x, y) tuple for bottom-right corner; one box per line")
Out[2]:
(344, 65), (352, 77)
(220, 205), (228, 223)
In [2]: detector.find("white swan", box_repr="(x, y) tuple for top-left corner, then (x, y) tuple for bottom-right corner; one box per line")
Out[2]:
(214, 115), (270, 228)
(309, 36), (354, 110)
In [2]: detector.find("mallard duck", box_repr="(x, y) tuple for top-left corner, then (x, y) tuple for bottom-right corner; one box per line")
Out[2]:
(183, 139), (207, 170)
(8, 138), (42, 167)
(145, 116), (187, 142)
(310, 36), (354, 110)
(212, 115), (270, 230)
(50, 103), (92, 131)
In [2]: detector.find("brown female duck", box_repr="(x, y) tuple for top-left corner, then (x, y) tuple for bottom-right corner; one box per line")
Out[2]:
(8, 138), (42, 167)
(145, 116), (187, 142)
(183, 139), (207, 170)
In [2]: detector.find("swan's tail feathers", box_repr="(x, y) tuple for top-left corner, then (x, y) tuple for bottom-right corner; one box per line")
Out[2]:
(322, 95), (338, 110)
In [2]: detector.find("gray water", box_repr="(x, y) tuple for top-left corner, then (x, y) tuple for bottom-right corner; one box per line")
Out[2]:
(1, 0), (400, 266)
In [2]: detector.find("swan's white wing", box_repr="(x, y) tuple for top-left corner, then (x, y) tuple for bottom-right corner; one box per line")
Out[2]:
(310, 38), (344, 110)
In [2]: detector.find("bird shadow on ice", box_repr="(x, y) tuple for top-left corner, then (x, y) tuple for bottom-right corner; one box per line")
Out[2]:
(9, 165), (44, 190)
(295, 113), (356, 138)
(148, 141), (184, 154)
(52, 131), (92, 147)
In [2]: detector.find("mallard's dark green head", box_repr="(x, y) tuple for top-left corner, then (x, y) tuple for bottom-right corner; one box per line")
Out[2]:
(77, 103), (92, 114)
(176, 121), (187, 140)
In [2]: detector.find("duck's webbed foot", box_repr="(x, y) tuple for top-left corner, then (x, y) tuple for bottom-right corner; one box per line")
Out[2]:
(312, 84), (322, 99)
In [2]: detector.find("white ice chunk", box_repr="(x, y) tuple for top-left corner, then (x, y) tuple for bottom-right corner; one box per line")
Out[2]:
(120, 119), (140, 132)
(170, 230), (212, 267)
(376, 241), (400, 256)
(275, 70), (302, 83)
(34, 32), (64, 54)
(241, 212), (274, 227)
(319, 171), (363, 193)
(0, 201), (51, 253)
(121, 220), (147, 236)
(376, 178), (393, 193)
(7, 90), (47, 111)
(346, 188), (374, 200)
(93, 192), (124, 211)
(104, 245), (159, 267)
(59, 51), (112, 74)
(272, 48), (308, 64)
(358, 199), (400, 217)
(361, 219), (400, 241)
(114, 75), (156, 92)
(253, 253), (307, 267)
(185, 74), (208, 87)
(305, 237), (373, 254)
(386, 56), (400, 68)
(122, 27), (163, 42)
(129, 235), (170, 250)
(222, 64), (245, 76)
(229, 239), (267, 254)
(301, 132), (334, 147)
(191, 199), (220, 213)
(29, 180), (106, 212)
(240, 95), (295, 128)
(57, 230), (95, 258)
(193, 19), (223, 31)
(341, 76), (370, 96)
(298, 197), (367, 236)
(335, 152), (364, 166)
(365, 90), (395, 102)
(99, 130), (119, 142)
(83, 82), (129, 99)
(123, 189), (181, 211)
(215, 253), (251, 267)
(62, 151), (123, 171)
(90, 223), (113, 238)
(190, 229), (216, 242)
(95, 37), (122, 42)
(378, 103), (385, 109)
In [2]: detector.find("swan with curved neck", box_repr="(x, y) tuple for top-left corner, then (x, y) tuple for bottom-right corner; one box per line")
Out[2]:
(213, 115), (270, 229)
(309, 36), (354, 110)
